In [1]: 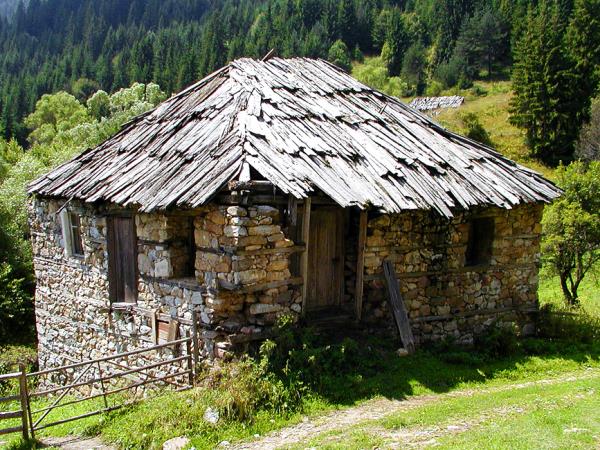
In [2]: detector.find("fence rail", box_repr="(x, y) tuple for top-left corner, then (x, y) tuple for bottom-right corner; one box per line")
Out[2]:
(0, 337), (195, 441)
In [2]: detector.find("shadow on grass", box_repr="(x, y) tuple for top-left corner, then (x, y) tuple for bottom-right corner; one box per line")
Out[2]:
(274, 324), (600, 407)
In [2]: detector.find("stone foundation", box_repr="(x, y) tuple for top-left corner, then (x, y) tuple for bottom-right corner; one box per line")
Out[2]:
(29, 195), (544, 384)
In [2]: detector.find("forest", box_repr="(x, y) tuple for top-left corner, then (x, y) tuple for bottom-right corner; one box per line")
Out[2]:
(0, 0), (599, 342)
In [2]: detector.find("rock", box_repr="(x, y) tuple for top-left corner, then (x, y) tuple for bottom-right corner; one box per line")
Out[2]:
(155, 258), (172, 278)
(247, 225), (280, 236)
(235, 269), (266, 285)
(521, 323), (536, 336)
(204, 407), (219, 424)
(249, 303), (282, 315)
(163, 436), (191, 450)
(256, 205), (279, 217)
(226, 206), (247, 217)
(224, 225), (247, 237)
(396, 348), (409, 357)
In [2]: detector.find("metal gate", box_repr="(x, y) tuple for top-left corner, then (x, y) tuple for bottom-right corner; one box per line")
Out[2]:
(0, 337), (194, 440)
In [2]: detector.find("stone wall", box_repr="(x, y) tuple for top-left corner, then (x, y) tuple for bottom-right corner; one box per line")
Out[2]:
(29, 194), (544, 385)
(361, 203), (543, 344)
(30, 199), (202, 388)
(29, 197), (304, 380)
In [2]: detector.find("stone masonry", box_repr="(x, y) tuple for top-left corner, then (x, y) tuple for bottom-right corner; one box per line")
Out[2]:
(29, 194), (544, 383)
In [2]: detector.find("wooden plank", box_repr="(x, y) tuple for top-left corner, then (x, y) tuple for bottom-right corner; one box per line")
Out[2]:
(355, 210), (367, 320)
(300, 197), (311, 315)
(0, 425), (23, 436)
(18, 364), (29, 440)
(0, 410), (22, 420)
(28, 337), (191, 378)
(383, 260), (415, 354)
(167, 319), (179, 342)
(235, 245), (305, 257)
(305, 206), (344, 311)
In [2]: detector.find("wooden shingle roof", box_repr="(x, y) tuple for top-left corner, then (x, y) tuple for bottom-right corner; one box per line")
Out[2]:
(29, 57), (561, 216)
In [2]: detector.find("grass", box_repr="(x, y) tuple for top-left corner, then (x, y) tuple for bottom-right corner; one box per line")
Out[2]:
(4, 331), (599, 449)
(291, 371), (600, 449)
(539, 265), (600, 317)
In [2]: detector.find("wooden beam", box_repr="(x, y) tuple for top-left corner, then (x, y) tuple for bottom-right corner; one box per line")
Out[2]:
(383, 260), (415, 353)
(355, 210), (367, 321)
(300, 197), (312, 315)
(227, 180), (274, 191)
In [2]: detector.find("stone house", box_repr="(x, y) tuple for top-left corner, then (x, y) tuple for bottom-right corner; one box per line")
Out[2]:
(28, 58), (561, 372)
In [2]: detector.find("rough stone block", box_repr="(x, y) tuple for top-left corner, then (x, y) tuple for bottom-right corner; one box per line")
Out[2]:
(235, 269), (266, 285)
(224, 225), (248, 237)
(247, 225), (280, 236)
(227, 206), (247, 217)
(249, 303), (282, 315)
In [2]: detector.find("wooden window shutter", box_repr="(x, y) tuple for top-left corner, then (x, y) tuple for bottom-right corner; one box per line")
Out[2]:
(107, 216), (138, 303)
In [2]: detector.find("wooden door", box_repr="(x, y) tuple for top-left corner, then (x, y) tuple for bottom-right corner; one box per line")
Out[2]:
(107, 216), (138, 303)
(306, 207), (344, 312)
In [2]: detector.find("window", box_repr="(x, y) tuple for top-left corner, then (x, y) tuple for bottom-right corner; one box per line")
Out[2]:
(107, 216), (138, 303)
(60, 210), (84, 257)
(465, 217), (494, 266)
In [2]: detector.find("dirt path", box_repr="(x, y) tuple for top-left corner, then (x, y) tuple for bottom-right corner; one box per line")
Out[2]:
(41, 435), (116, 449)
(231, 369), (600, 450)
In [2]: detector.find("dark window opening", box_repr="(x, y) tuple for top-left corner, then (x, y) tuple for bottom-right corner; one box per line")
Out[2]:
(465, 217), (494, 266)
(69, 213), (84, 256)
(182, 217), (196, 278)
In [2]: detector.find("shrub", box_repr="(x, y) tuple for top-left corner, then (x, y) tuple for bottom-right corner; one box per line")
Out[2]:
(537, 304), (600, 344)
(474, 323), (519, 358)
(0, 263), (34, 343)
(461, 112), (494, 147)
(328, 39), (352, 72)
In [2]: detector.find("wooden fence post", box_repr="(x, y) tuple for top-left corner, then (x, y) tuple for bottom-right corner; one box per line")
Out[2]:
(190, 307), (200, 379)
(185, 339), (194, 387)
(18, 364), (30, 441)
(96, 361), (109, 409)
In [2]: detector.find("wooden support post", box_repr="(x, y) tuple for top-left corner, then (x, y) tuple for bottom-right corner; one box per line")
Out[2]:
(300, 197), (312, 315)
(287, 196), (299, 274)
(190, 307), (200, 380)
(18, 364), (29, 441)
(96, 361), (109, 409)
(383, 260), (416, 354)
(185, 339), (194, 387)
(355, 210), (368, 321)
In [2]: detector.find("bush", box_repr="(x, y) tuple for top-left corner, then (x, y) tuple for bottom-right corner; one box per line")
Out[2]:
(537, 304), (600, 344)
(0, 263), (34, 343)
(474, 323), (519, 358)
(424, 80), (443, 96)
(461, 112), (494, 147)
(328, 39), (352, 72)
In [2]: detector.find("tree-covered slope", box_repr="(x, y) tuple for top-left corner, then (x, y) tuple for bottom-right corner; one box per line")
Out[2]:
(0, 0), (542, 143)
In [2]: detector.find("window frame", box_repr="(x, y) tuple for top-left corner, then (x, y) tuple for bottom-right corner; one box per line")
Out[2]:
(60, 209), (84, 258)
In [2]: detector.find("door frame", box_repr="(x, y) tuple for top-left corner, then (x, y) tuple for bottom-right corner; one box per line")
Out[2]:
(300, 199), (368, 321)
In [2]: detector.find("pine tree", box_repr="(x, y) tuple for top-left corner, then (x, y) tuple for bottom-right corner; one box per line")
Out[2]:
(509, 0), (577, 165)
(381, 8), (408, 76)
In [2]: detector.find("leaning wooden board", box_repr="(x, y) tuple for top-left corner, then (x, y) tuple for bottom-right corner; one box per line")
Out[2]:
(383, 260), (415, 354)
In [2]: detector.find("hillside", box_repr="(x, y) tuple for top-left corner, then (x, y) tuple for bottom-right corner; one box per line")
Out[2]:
(0, 0), (25, 19)
(0, 0), (536, 143)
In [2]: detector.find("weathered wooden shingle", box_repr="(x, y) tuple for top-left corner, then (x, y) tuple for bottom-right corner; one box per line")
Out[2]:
(28, 57), (561, 216)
